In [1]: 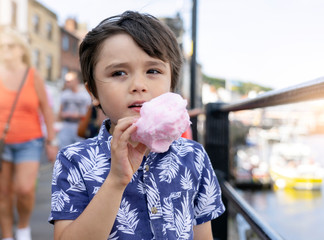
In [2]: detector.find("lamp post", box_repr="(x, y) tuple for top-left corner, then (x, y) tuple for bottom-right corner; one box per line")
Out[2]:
(190, 0), (198, 140)
(190, 0), (197, 110)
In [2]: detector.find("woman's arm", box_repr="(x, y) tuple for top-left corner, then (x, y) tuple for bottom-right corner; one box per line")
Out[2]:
(33, 70), (57, 162)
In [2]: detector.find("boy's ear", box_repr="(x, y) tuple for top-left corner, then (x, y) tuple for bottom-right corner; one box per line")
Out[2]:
(85, 82), (100, 106)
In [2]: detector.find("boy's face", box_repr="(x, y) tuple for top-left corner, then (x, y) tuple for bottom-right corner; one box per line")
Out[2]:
(92, 33), (172, 128)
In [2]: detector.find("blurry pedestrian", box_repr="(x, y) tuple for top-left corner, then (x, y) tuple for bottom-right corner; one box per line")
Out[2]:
(57, 71), (91, 149)
(77, 105), (106, 139)
(0, 26), (57, 240)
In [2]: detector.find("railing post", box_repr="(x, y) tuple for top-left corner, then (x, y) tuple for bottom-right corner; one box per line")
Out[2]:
(205, 102), (229, 240)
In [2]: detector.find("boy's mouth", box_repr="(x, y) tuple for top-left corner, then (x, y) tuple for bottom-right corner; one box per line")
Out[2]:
(128, 103), (143, 108)
(128, 101), (145, 110)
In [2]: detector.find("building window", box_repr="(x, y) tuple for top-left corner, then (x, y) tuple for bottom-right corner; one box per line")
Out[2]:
(11, 1), (17, 28)
(33, 15), (40, 33)
(46, 55), (53, 81)
(72, 40), (78, 55)
(62, 35), (69, 51)
(32, 49), (40, 69)
(46, 22), (53, 40)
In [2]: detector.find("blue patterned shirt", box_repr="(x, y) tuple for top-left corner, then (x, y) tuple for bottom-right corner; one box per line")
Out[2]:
(49, 120), (225, 239)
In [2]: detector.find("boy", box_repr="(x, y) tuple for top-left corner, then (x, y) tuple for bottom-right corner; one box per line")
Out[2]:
(49, 11), (225, 240)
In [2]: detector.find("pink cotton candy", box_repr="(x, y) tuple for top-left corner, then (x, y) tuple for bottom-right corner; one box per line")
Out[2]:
(131, 92), (191, 153)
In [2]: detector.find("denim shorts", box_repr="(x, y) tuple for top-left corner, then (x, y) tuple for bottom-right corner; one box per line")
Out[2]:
(1, 138), (44, 163)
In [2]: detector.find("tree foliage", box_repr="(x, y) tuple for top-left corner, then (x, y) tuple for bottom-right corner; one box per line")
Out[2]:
(202, 74), (225, 89)
(202, 74), (272, 95)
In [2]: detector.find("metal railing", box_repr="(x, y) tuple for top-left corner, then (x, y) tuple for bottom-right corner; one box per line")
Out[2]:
(206, 77), (324, 240)
(221, 181), (284, 240)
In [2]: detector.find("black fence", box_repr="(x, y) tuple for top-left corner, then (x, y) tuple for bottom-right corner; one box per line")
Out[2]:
(205, 77), (324, 240)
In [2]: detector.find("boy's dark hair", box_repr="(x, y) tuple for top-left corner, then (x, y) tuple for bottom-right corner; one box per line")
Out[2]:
(79, 11), (183, 98)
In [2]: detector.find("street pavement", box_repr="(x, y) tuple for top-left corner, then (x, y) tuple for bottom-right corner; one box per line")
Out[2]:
(0, 159), (54, 240)
(31, 161), (54, 240)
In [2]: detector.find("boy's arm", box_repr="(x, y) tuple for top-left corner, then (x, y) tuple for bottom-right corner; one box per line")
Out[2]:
(54, 174), (126, 240)
(193, 221), (213, 240)
(53, 117), (147, 240)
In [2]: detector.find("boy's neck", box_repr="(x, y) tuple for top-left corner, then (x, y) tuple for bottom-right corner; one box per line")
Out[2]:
(108, 124), (115, 135)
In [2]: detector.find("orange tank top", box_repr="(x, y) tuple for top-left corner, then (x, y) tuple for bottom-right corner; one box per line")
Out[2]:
(0, 68), (43, 143)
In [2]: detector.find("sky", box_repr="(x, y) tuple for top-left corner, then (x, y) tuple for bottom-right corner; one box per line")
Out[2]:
(37, 0), (324, 89)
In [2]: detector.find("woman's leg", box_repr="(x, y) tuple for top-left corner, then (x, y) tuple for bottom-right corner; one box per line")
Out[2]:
(0, 161), (15, 239)
(14, 161), (39, 229)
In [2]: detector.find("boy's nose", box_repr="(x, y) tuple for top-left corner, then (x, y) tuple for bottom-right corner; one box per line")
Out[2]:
(130, 76), (148, 93)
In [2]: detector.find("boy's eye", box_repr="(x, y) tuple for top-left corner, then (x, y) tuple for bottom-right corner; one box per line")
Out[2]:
(147, 69), (160, 74)
(112, 71), (126, 77)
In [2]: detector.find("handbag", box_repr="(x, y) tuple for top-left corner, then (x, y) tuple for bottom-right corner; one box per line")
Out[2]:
(0, 68), (29, 170)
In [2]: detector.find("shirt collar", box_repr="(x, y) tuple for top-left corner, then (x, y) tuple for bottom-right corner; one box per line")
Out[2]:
(97, 118), (112, 159)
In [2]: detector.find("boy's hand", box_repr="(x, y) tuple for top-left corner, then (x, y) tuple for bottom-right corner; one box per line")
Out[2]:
(109, 117), (147, 188)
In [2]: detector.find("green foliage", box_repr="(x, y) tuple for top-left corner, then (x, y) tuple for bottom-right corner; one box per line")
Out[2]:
(233, 82), (272, 95)
(202, 74), (273, 95)
(202, 74), (225, 89)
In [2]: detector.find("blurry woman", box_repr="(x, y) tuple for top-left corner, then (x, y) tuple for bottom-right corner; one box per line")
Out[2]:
(0, 26), (57, 240)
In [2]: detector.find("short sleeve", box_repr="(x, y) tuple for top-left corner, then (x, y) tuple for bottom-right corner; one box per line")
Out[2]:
(193, 146), (225, 225)
(49, 150), (90, 224)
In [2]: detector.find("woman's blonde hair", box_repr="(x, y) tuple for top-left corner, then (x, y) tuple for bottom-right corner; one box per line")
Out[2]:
(0, 25), (32, 67)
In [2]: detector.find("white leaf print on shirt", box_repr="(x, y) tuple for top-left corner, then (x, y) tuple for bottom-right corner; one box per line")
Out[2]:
(108, 230), (119, 240)
(162, 192), (182, 234)
(162, 197), (175, 235)
(137, 179), (145, 195)
(64, 145), (84, 159)
(116, 198), (139, 235)
(181, 168), (193, 190)
(52, 160), (62, 186)
(131, 165), (143, 183)
(79, 146), (109, 183)
(211, 204), (226, 220)
(175, 192), (192, 239)
(92, 186), (100, 195)
(106, 135), (112, 150)
(69, 205), (78, 213)
(67, 166), (86, 192)
(194, 148), (205, 177)
(131, 171), (138, 183)
(194, 169), (219, 218)
(157, 152), (182, 183)
(146, 173), (162, 219)
(51, 189), (70, 211)
(172, 141), (194, 157)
